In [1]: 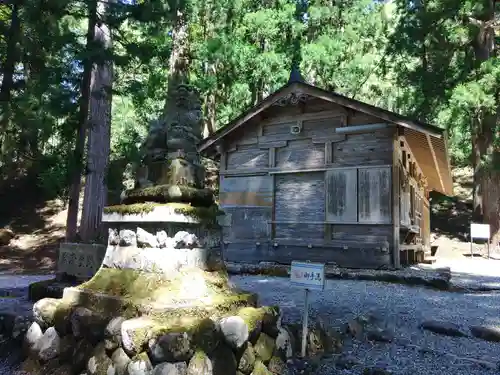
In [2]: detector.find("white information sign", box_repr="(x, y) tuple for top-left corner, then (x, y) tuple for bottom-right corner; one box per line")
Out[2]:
(470, 223), (491, 258)
(471, 223), (490, 240)
(290, 261), (325, 290)
(290, 261), (326, 358)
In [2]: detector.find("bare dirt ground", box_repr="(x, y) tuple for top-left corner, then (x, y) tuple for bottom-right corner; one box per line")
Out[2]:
(0, 198), (77, 274)
(430, 166), (499, 260)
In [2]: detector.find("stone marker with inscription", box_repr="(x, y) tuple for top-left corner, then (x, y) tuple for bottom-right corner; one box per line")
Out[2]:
(57, 242), (106, 280)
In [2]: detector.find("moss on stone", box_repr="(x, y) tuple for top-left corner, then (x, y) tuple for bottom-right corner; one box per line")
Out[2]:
(173, 204), (224, 227)
(123, 315), (220, 355)
(238, 342), (256, 374)
(131, 351), (152, 369)
(78, 267), (229, 300)
(237, 307), (269, 334)
(121, 184), (215, 207)
(53, 301), (75, 335)
(73, 268), (257, 321)
(104, 202), (158, 215)
(103, 202), (224, 227)
(77, 268), (168, 300)
(188, 349), (212, 374)
(254, 333), (275, 363)
(191, 317), (220, 354)
(252, 360), (272, 375)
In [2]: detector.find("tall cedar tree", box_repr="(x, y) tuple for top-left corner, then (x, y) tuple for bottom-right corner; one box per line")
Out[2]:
(79, 0), (114, 242)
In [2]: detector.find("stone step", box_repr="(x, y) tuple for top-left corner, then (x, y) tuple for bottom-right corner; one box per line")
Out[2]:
(28, 278), (80, 302)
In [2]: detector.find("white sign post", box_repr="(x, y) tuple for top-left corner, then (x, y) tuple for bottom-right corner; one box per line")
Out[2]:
(470, 223), (491, 258)
(290, 261), (325, 358)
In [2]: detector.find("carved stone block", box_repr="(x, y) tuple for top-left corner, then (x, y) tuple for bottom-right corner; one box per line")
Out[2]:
(156, 158), (205, 188)
(57, 243), (106, 280)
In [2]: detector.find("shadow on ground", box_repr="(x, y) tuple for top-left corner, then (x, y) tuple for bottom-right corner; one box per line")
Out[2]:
(0, 242), (59, 275)
(430, 191), (473, 242)
(0, 175), (66, 274)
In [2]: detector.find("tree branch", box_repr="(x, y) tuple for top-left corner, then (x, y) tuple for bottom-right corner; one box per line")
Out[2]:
(469, 16), (500, 30)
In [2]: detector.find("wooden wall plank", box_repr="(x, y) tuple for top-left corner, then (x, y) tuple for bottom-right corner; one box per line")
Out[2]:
(274, 223), (325, 240)
(220, 175), (273, 207)
(274, 172), (325, 239)
(392, 135), (401, 268)
(226, 145), (268, 170)
(222, 207), (271, 241)
(358, 166), (392, 224)
(331, 224), (392, 243)
(333, 128), (394, 166)
(262, 121), (297, 137)
(261, 107), (346, 125)
(422, 200), (430, 249)
(325, 168), (358, 223)
(276, 140), (325, 169)
(269, 147), (276, 168)
(220, 152), (227, 171)
(302, 117), (344, 138)
(223, 242), (391, 268)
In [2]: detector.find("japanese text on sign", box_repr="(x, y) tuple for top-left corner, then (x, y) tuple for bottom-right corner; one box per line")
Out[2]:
(290, 261), (325, 290)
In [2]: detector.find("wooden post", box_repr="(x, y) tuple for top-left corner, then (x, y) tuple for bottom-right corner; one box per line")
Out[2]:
(392, 134), (401, 269)
(270, 147), (276, 241)
(301, 288), (310, 358)
(268, 147), (276, 168)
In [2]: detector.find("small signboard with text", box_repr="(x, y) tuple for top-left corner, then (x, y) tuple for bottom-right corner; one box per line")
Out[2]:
(470, 223), (491, 258)
(290, 261), (325, 290)
(470, 223), (490, 240)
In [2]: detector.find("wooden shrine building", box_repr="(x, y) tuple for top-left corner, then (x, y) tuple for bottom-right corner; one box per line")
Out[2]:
(199, 71), (453, 269)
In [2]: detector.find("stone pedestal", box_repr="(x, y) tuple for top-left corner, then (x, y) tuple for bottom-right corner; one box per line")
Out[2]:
(56, 204), (251, 319)
(22, 203), (307, 375)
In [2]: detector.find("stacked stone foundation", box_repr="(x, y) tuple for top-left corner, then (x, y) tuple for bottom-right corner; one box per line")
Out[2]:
(20, 210), (334, 375)
(21, 296), (325, 375)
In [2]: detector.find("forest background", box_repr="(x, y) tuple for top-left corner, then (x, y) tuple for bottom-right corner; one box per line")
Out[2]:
(0, 0), (499, 243)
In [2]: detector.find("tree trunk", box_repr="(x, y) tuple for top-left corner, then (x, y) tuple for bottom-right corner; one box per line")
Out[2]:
(65, 0), (98, 241)
(79, 0), (114, 242)
(203, 91), (216, 138)
(163, 9), (190, 113)
(0, 2), (21, 159)
(470, 0), (500, 244)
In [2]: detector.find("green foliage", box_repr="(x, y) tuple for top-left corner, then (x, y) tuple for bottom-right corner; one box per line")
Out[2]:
(3, 0), (497, 210)
(388, 0), (500, 168)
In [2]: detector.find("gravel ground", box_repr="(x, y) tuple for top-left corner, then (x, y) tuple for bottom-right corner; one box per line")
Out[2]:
(232, 275), (500, 375)
(0, 274), (54, 375)
(0, 274), (53, 316)
(1, 274), (500, 375)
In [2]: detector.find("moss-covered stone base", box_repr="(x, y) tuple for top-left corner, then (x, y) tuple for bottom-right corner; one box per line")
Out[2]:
(60, 267), (257, 321)
(103, 202), (224, 228)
